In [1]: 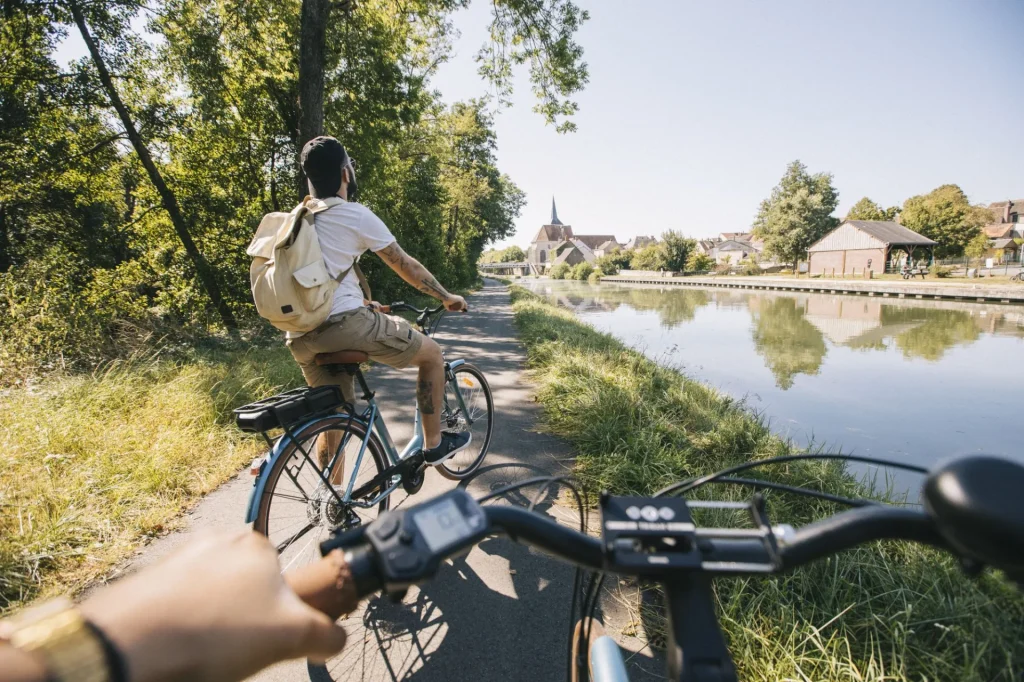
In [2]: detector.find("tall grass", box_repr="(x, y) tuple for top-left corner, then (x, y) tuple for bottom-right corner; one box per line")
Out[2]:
(0, 346), (302, 613)
(510, 287), (1023, 681)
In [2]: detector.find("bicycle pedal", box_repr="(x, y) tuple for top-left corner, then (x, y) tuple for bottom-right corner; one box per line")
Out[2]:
(401, 469), (424, 495)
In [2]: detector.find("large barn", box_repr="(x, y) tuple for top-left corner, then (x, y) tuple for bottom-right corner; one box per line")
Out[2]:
(807, 221), (936, 276)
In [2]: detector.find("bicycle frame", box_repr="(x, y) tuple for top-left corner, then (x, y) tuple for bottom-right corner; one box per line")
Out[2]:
(244, 357), (471, 524)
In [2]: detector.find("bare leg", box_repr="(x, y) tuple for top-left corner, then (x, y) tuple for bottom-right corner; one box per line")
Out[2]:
(410, 337), (446, 449)
(317, 430), (344, 485)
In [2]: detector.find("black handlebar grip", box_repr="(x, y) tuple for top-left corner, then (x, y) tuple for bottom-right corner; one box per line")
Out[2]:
(782, 506), (946, 568)
(344, 545), (383, 599)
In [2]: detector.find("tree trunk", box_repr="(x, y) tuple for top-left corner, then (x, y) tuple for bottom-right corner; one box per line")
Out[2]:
(0, 202), (10, 273)
(296, 0), (331, 200)
(69, 0), (238, 332)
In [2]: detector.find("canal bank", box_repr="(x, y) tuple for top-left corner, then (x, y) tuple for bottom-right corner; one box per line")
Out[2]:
(602, 274), (1024, 304)
(510, 285), (1023, 681)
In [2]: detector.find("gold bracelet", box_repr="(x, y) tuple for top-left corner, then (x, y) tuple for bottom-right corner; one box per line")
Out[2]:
(1, 598), (110, 682)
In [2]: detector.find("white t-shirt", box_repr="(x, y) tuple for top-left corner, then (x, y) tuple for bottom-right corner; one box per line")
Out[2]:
(312, 197), (396, 316)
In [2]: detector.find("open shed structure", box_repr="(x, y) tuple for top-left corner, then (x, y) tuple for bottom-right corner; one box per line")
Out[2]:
(807, 221), (937, 276)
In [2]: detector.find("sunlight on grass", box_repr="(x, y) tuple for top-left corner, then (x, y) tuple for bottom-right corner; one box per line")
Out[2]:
(0, 346), (302, 613)
(510, 286), (1023, 681)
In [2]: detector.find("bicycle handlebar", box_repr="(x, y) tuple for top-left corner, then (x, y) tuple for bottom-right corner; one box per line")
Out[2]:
(316, 502), (950, 603)
(295, 455), (1024, 682)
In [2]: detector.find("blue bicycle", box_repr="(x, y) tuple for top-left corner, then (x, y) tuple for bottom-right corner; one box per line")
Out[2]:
(234, 302), (493, 571)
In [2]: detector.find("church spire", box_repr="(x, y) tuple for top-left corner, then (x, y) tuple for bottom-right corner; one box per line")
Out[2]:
(550, 197), (563, 226)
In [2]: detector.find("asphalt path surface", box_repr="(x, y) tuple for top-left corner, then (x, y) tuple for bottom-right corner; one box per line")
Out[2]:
(102, 281), (663, 681)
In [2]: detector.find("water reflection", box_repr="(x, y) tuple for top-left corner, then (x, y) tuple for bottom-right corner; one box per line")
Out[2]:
(750, 297), (827, 389)
(522, 280), (1024, 474)
(546, 285), (711, 328)
(530, 281), (1024, 382)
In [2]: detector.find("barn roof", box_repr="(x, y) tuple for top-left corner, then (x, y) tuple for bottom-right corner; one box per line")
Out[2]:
(808, 221), (936, 252)
(847, 221), (936, 245)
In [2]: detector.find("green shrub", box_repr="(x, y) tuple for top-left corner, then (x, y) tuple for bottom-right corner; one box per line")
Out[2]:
(741, 261), (762, 276)
(571, 262), (594, 280)
(685, 252), (714, 273)
(587, 268), (603, 284)
(549, 263), (571, 279)
(932, 265), (954, 278)
(630, 243), (668, 270)
(595, 251), (629, 275)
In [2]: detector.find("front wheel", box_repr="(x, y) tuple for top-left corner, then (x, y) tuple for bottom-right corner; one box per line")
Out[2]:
(438, 363), (494, 480)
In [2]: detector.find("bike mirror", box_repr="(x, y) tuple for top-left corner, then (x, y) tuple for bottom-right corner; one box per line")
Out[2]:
(923, 456), (1024, 574)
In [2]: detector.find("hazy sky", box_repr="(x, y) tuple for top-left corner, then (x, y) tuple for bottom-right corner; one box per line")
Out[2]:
(431, 0), (1024, 248)
(55, 1), (1024, 249)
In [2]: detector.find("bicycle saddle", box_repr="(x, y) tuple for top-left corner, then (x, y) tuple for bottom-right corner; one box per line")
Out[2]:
(923, 455), (1024, 576)
(315, 350), (369, 366)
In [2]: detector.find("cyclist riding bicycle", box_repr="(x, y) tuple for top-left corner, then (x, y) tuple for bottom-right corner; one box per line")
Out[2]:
(288, 135), (471, 467)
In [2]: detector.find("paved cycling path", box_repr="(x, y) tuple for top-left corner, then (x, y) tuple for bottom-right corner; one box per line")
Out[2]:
(108, 280), (661, 682)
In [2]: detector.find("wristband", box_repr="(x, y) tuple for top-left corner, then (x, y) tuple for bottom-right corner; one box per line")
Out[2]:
(84, 621), (128, 682)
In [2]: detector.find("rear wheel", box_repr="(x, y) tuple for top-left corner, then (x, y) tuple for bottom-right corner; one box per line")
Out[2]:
(254, 415), (389, 571)
(438, 363), (493, 480)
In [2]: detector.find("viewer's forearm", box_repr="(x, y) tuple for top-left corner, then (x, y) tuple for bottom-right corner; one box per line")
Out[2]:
(0, 645), (48, 682)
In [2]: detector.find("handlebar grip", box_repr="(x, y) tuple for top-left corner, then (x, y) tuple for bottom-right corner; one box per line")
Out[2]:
(781, 506), (946, 568)
(286, 547), (382, 619)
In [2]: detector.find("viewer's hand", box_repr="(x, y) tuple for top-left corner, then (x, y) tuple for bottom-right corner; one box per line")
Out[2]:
(364, 300), (384, 311)
(444, 294), (467, 312)
(81, 530), (348, 682)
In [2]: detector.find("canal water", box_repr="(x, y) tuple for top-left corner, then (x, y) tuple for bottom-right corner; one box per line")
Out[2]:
(522, 280), (1024, 495)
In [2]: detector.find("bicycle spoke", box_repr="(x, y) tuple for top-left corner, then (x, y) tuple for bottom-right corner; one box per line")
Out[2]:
(275, 522), (316, 553)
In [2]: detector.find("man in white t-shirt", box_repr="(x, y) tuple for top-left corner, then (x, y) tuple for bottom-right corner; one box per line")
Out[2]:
(286, 136), (470, 465)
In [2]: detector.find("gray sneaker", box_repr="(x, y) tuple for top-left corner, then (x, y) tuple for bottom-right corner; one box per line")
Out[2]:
(423, 431), (472, 465)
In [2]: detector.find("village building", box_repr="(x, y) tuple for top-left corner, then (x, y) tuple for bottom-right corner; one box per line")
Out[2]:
(623, 235), (658, 251)
(593, 240), (621, 258)
(807, 220), (936, 276)
(714, 239), (758, 264)
(527, 198), (616, 271)
(982, 199), (1023, 263)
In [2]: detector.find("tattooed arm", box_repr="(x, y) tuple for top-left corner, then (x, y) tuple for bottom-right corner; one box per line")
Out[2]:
(374, 242), (467, 311)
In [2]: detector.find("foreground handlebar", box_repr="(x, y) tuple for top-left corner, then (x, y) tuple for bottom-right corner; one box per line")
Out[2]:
(780, 505), (947, 568)
(305, 497), (955, 618)
(486, 505), (604, 569)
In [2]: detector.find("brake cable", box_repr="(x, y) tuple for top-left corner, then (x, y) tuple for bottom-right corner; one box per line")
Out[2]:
(655, 453), (928, 498)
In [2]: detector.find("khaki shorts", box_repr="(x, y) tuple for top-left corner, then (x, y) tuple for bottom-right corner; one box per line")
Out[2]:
(287, 307), (424, 402)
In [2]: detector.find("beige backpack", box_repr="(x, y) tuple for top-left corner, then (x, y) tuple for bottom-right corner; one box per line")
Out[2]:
(246, 197), (369, 333)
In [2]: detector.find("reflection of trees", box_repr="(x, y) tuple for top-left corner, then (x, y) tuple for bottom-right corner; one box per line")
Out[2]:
(622, 288), (710, 328)
(751, 297), (827, 389)
(879, 307), (981, 361)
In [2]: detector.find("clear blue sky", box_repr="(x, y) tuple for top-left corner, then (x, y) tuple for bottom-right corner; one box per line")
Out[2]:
(431, 0), (1024, 249)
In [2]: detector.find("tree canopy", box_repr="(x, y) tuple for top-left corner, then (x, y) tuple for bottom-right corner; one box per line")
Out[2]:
(0, 0), (587, 379)
(661, 230), (697, 272)
(846, 197), (899, 222)
(899, 185), (989, 258)
(752, 161), (839, 267)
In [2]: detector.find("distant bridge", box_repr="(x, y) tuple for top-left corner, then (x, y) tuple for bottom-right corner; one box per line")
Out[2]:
(479, 261), (538, 276)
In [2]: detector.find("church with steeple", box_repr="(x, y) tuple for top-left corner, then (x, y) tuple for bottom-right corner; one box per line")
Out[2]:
(526, 198), (618, 272)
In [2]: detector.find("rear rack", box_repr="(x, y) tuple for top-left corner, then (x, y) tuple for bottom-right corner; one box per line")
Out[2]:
(233, 386), (347, 434)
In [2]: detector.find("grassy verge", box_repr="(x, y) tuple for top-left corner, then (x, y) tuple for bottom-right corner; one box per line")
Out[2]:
(0, 346), (303, 614)
(510, 286), (1023, 681)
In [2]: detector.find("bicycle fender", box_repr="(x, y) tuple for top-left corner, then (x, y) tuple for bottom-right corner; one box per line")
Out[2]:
(589, 635), (630, 682)
(446, 358), (466, 371)
(244, 414), (369, 525)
